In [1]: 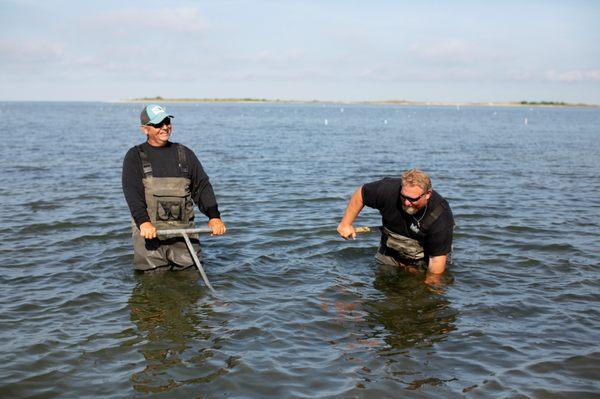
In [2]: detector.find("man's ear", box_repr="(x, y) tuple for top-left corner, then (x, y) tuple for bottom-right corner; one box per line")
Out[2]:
(140, 125), (149, 136)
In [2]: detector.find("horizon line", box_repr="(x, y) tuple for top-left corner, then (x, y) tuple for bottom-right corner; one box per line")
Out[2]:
(2, 98), (598, 107)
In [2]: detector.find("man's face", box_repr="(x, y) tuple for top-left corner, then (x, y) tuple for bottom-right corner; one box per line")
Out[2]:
(141, 117), (172, 147)
(400, 184), (431, 215)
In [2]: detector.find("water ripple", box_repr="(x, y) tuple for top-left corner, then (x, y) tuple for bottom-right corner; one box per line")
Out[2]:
(1, 103), (599, 397)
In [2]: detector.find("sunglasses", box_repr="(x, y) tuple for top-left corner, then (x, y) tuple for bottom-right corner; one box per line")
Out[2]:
(147, 118), (171, 128)
(400, 191), (428, 203)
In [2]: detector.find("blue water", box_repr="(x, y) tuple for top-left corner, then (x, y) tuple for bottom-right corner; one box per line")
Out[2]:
(1, 102), (599, 398)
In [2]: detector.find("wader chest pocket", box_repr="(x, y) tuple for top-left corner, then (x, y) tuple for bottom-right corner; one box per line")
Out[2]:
(153, 192), (192, 223)
(383, 229), (425, 260)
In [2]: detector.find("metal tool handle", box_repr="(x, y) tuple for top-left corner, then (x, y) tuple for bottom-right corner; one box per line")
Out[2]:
(154, 228), (215, 292)
(181, 231), (215, 293)
(156, 227), (213, 236)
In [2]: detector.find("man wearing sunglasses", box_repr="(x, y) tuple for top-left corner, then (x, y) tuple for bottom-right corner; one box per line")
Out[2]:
(337, 169), (454, 276)
(122, 104), (226, 271)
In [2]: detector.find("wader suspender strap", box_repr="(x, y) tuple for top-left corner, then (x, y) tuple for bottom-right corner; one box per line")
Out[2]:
(137, 144), (189, 178)
(177, 144), (189, 175)
(415, 201), (447, 237)
(137, 145), (153, 178)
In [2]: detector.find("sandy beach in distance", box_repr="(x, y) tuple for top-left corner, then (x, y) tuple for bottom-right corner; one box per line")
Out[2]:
(121, 97), (599, 107)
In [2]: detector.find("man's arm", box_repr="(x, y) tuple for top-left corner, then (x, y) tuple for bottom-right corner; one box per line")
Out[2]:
(423, 203), (453, 276)
(337, 186), (364, 239)
(428, 255), (447, 274)
(122, 148), (152, 226)
(186, 147), (226, 235)
(187, 148), (220, 219)
(122, 148), (158, 239)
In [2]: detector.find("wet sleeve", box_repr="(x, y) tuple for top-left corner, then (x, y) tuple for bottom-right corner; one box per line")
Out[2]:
(361, 180), (383, 210)
(121, 148), (151, 228)
(424, 210), (454, 257)
(186, 148), (221, 219)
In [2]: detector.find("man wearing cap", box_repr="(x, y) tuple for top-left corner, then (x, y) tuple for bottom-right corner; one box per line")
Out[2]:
(337, 168), (454, 276)
(122, 104), (226, 271)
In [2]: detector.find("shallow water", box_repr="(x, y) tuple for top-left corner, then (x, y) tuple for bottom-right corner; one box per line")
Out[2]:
(1, 102), (599, 398)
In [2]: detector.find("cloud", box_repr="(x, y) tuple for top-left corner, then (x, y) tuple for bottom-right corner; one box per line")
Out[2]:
(88, 7), (206, 35)
(545, 69), (600, 83)
(227, 49), (305, 66)
(410, 39), (481, 64)
(212, 67), (336, 82)
(351, 62), (490, 82)
(0, 38), (65, 65)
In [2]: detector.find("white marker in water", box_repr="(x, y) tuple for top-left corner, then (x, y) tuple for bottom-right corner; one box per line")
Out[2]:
(384, 120), (388, 124)
(340, 108), (344, 113)
(524, 117), (528, 125)
(324, 119), (328, 125)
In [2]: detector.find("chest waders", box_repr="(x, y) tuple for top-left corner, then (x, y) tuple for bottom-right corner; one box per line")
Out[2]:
(131, 144), (201, 271)
(375, 201), (447, 270)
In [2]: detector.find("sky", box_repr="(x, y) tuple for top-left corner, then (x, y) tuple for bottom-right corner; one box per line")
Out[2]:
(1, 0), (599, 103)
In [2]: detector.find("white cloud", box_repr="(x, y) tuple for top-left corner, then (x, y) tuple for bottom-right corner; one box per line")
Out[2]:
(88, 7), (206, 35)
(410, 39), (480, 64)
(227, 49), (305, 65)
(352, 63), (489, 82)
(545, 69), (600, 83)
(0, 38), (65, 65)
(213, 67), (335, 82)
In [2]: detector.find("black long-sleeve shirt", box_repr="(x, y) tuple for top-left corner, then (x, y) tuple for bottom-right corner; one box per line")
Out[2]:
(122, 141), (220, 228)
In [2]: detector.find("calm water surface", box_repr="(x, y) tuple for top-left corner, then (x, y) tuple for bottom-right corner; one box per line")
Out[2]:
(1, 102), (599, 398)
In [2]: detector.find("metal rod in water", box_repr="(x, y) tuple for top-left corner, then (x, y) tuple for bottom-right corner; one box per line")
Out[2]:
(155, 228), (215, 292)
(179, 231), (215, 293)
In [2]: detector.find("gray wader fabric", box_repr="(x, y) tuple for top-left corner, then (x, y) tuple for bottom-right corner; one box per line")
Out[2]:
(131, 145), (200, 271)
(375, 227), (427, 269)
(374, 200), (449, 270)
(132, 222), (201, 271)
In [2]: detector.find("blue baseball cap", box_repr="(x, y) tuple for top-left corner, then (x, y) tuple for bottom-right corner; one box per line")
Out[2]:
(140, 104), (174, 125)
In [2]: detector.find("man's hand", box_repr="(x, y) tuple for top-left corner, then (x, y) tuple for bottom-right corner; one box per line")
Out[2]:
(337, 186), (364, 240)
(208, 218), (227, 235)
(139, 221), (157, 239)
(337, 223), (357, 240)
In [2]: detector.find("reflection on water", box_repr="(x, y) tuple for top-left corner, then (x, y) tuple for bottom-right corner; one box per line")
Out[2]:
(322, 263), (459, 393)
(128, 271), (227, 394)
(2, 103), (599, 397)
(368, 265), (457, 351)
(368, 267), (459, 392)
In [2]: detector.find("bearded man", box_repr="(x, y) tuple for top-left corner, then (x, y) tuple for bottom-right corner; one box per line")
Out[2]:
(337, 168), (454, 275)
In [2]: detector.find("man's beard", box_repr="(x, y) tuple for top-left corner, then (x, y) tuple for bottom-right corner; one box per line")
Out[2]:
(402, 204), (418, 215)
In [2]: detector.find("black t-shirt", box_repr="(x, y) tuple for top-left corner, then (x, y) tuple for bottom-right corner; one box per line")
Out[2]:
(362, 178), (454, 257)
(122, 141), (220, 227)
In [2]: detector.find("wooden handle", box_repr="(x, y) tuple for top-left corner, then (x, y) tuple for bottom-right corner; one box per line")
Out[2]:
(355, 226), (378, 234)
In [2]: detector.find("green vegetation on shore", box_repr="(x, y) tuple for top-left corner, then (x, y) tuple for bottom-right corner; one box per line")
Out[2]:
(518, 100), (589, 106)
(125, 96), (597, 107)
(520, 100), (566, 106)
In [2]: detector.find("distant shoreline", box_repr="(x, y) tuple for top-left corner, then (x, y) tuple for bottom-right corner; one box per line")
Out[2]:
(122, 97), (598, 108)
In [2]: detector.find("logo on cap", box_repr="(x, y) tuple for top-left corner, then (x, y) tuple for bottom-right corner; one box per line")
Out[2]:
(151, 106), (164, 115)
